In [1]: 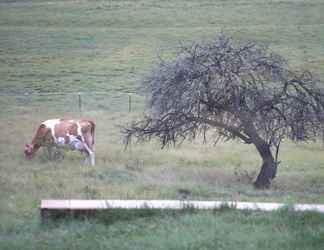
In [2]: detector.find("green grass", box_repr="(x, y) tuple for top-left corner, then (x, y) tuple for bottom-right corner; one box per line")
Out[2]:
(1, 0), (324, 249)
(1, 0), (324, 95)
(1, 209), (324, 250)
(1, 108), (324, 249)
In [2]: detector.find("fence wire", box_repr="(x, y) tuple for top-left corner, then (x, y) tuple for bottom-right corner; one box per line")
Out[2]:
(0, 91), (146, 115)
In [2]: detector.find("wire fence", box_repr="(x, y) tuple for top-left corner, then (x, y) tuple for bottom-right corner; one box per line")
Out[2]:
(0, 91), (146, 115)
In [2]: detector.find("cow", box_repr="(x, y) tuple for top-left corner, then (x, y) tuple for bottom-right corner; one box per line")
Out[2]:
(24, 119), (95, 166)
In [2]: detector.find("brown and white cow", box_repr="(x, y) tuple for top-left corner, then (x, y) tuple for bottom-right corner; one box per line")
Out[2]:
(24, 119), (95, 166)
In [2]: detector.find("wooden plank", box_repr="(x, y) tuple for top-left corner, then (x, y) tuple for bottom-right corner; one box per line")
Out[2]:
(40, 200), (324, 213)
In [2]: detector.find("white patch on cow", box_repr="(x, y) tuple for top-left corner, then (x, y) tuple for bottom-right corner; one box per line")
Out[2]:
(42, 119), (61, 142)
(76, 122), (85, 142)
(67, 134), (83, 150)
(57, 137), (65, 145)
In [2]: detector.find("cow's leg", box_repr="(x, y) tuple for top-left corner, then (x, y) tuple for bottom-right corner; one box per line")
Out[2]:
(46, 146), (54, 160)
(82, 132), (95, 166)
(73, 139), (95, 166)
(44, 146), (57, 161)
(81, 150), (90, 165)
(80, 151), (95, 166)
(83, 143), (95, 166)
(89, 151), (95, 166)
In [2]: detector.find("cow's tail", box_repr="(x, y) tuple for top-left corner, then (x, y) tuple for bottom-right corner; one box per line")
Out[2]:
(89, 120), (95, 146)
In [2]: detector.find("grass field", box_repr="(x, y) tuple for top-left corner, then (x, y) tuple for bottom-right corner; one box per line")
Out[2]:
(1, 0), (324, 249)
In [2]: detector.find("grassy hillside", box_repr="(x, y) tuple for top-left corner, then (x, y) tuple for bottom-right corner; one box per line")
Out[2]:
(1, 0), (324, 249)
(1, 0), (324, 94)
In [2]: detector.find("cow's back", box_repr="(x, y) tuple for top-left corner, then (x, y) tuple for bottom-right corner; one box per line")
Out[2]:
(44, 118), (94, 137)
(54, 120), (79, 138)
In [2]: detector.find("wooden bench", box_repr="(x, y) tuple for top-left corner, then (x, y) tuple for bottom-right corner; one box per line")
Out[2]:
(40, 200), (324, 220)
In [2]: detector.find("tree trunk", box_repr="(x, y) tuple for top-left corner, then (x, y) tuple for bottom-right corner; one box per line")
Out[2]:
(253, 142), (277, 189)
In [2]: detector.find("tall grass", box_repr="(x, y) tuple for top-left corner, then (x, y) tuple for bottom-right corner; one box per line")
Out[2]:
(1, 209), (324, 250)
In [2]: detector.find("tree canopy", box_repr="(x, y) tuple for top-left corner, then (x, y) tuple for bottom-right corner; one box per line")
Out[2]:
(123, 34), (324, 188)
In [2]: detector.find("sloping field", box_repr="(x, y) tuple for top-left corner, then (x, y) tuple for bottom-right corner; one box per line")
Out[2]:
(1, 0), (324, 94)
(0, 0), (324, 249)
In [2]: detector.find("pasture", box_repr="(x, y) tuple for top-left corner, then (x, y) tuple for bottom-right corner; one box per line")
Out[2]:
(1, 0), (324, 249)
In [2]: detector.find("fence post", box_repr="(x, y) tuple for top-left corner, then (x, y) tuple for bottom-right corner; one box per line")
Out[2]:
(128, 94), (132, 112)
(78, 92), (82, 113)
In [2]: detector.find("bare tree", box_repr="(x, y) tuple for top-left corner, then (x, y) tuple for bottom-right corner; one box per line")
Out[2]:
(123, 34), (324, 188)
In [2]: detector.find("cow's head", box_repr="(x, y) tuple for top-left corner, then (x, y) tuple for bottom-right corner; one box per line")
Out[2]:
(24, 144), (35, 159)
